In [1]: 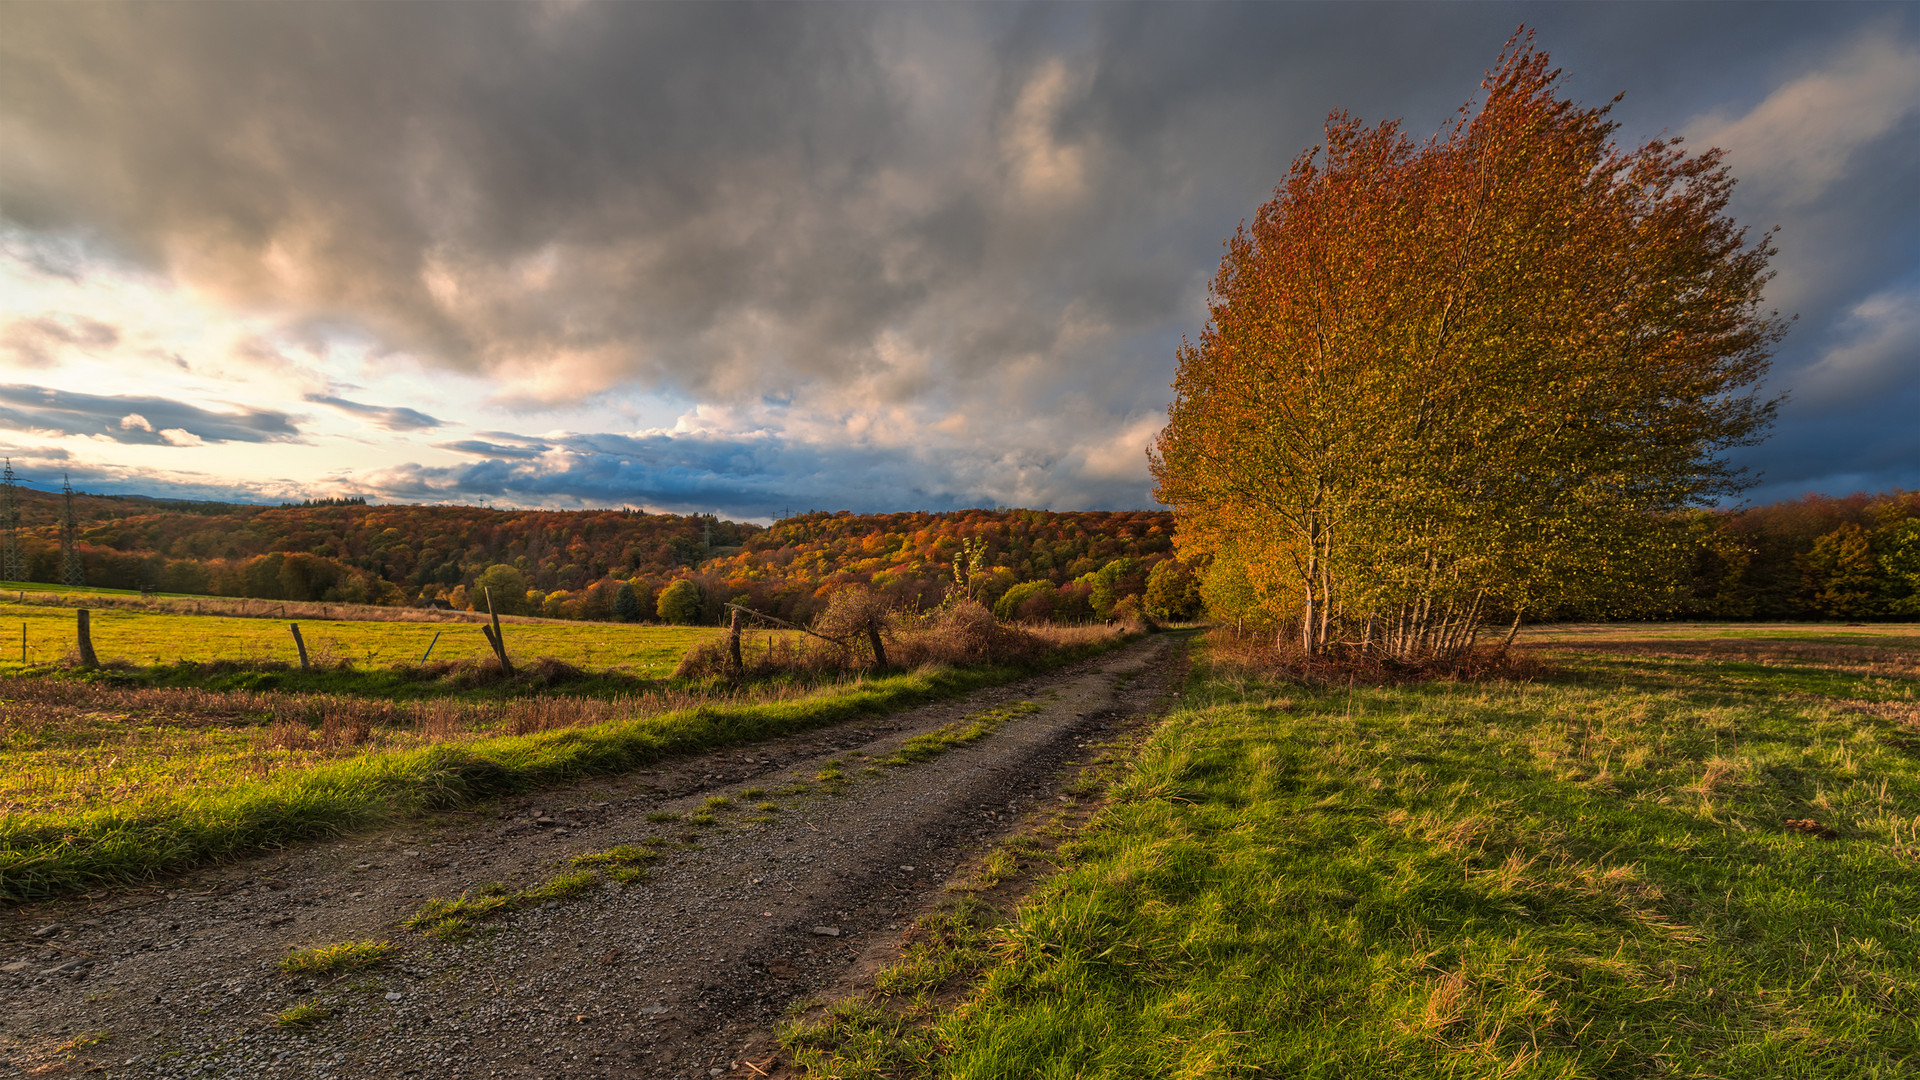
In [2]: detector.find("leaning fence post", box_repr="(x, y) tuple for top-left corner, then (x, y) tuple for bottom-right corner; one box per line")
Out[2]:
(421, 629), (442, 663)
(75, 608), (98, 669)
(289, 623), (310, 671)
(727, 607), (744, 681)
(480, 588), (513, 674)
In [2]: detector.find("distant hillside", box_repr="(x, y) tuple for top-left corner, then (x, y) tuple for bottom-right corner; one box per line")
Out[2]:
(698, 508), (1183, 624)
(0, 490), (746, 610)
(0, 487), (1188, 624)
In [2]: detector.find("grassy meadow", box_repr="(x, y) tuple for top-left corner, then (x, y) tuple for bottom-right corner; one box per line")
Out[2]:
(789, 625), (1920, 1078)
(0, 595), (725, 675)
(0, 596), (1135, 901)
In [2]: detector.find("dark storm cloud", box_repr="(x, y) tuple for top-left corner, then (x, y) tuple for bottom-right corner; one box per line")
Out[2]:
(0, 385), (301, 446)
(1, 3), (1915, 508)
(304, 393), (443, 431)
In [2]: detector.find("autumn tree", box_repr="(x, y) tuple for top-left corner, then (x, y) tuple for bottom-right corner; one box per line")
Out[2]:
(1144, 559), (1204, 622)
(473, 564), (530, 616)
(1152, 32), (1785, 659)
(656, 578), (704, 625)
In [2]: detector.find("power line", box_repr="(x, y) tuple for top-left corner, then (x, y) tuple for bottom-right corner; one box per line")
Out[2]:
(61, 473), (84, 587)
(1, 459), (22, 582)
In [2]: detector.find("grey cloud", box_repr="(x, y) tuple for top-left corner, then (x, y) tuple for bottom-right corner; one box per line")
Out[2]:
(1, 313), (120, 367)
(437, 438), (548, 460)
(304, 393), (443, 431)
(1, 4), (1915, 509)
(365, 428), (1147, 520)
(0, 384), (301, 445)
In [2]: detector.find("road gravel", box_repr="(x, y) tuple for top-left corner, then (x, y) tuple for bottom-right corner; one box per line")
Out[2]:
(0, 634), (1179, 1078)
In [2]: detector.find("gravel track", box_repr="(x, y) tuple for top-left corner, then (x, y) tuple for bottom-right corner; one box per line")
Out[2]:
(1, 635), (1178, 1078)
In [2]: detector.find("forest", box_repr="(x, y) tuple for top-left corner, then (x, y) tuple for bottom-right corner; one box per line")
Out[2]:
(1, 481), (1914, 626)
(0, 484), (1196, 625)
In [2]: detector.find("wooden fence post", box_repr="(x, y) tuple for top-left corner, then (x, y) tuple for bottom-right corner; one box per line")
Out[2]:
(289, 623), (310, 671)
(421, 630), (442, 663)
(727, 607), (744, 681)
(480, 588), (513, 674)
(75, 608), (98, 669)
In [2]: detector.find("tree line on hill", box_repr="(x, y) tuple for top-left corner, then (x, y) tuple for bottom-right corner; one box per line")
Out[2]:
(0, 488), (1202, 624)
(1679, 491), (1920, 620)
(0, 481), (1913, 625)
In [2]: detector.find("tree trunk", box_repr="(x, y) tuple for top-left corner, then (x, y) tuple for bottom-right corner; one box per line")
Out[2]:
(866, 622), (887, 671)
(1316, 528), (1333, 651)
(1500, 609), (1524, 651)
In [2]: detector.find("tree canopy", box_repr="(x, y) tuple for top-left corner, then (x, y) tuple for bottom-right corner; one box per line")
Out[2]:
(1152, 33), (1785, 658)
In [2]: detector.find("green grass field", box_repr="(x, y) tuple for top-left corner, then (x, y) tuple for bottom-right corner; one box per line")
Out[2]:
(789, 625), (1920, 1078)
(0, 598), (726, 674)
(0, 604), (1136, 901)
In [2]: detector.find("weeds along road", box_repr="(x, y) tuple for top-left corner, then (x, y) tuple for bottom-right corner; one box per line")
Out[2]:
(1, 633), (1182, 1079)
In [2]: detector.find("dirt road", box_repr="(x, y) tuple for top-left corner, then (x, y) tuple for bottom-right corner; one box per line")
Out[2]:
(1, 635), (1180, 1078)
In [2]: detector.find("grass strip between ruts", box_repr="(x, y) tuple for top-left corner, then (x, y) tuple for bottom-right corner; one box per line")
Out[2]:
(0, 638), (1133, 902)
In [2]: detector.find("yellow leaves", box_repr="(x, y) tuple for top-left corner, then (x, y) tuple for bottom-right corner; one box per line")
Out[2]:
(1156, 35), (1780, 654)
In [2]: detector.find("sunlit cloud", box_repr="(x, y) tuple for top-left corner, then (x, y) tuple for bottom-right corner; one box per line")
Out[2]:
(1690, 34), (1920, 210)
(1, 312), (120, 368)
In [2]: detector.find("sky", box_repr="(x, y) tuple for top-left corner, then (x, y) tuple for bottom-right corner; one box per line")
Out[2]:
(0, 2), (1915, 521)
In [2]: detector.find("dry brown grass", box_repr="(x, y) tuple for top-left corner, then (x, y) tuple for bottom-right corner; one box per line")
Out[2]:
(674, 598), (1134, 680)
(1537, 638), (1920, 679)
(1689, 757), (1747, 799)
(1201, 625), (1549, 686)
(0, 661), (876, 817)
(0, 671), (822, 755)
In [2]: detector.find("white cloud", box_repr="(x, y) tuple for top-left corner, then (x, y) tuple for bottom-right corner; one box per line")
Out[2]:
(159, 428), (205, 446)
(1796, 282), (1920, 407)
(1690, 35), (1920, 209)
(118, 413), (152, 432)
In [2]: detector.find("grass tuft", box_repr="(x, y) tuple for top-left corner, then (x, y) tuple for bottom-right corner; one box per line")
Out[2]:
(273, 1002), (329, 1029)
(278, 940), (394, 977)
(404, 869), (603, 940)
(879, 702), (1041, 766)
